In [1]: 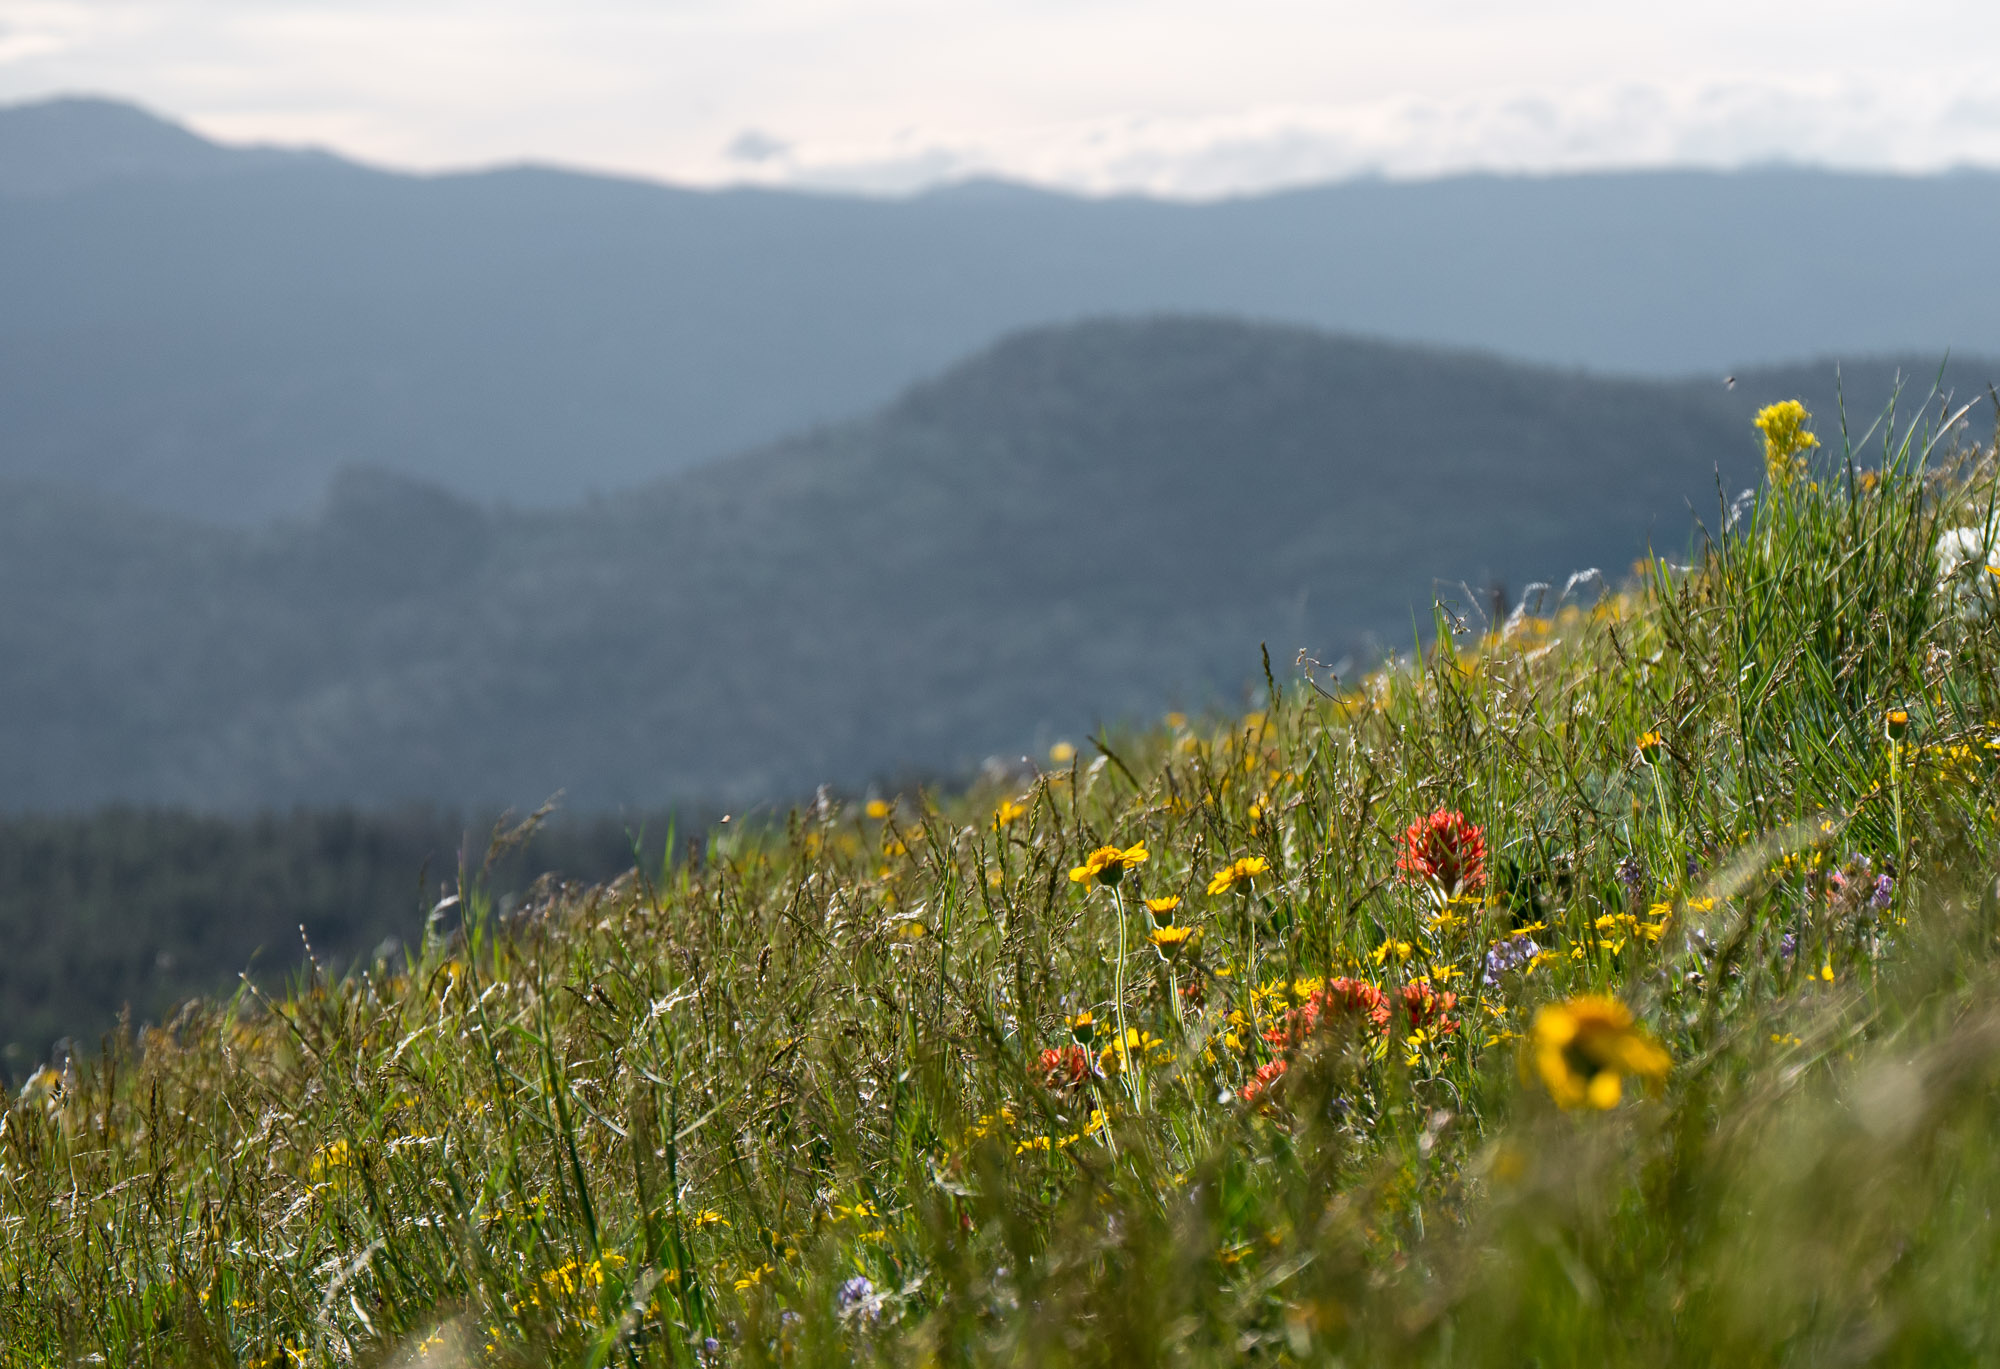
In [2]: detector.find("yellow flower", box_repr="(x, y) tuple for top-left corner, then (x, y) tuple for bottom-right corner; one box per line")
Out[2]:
(692, 1209), (731, 1229)
(1885, 708), (1910, 740)
(1754, 399), (1819, 486)
(1049, 741), (1077, 764)
(1371, 939), (1414, 966)
(1144, 895), (1183, 921)
(1067, 1011), (1097, 1045)
(308, 1139), (353, 1183)
(1098, 1027), (1169, 1074)
(1206, 855), (1270, 896)
(865, 799), (891, 820)
(993, 798), (1028, 828)
(1148, 924), (1201, 961)
(1635, 730), (1664, 763)
(1070, 841), (1149, 886)
(1528, 995), (1671, 1109)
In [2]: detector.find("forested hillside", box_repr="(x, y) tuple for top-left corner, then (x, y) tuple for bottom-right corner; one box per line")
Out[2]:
(7, 318), (1961, 813)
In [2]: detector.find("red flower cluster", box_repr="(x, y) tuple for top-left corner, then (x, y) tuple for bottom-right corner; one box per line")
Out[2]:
(1399, 980), (1460, 1035)
(1262, 977), (1394, 1049)
(1239, 1058), (1289, 1106)
(1396, 808), (1488, 895)
(1035, 1045), (1093, 1093)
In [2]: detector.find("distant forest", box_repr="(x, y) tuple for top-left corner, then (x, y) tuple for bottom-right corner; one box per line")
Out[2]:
(0, 806), (694, 1074)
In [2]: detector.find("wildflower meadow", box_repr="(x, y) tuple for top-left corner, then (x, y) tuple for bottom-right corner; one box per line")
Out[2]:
(10, 389), (2000, 1365)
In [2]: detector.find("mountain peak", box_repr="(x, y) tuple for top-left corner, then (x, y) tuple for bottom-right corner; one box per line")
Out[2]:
(0, 94), (329, 198)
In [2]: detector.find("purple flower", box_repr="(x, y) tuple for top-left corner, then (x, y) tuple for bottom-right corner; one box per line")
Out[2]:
(837, 1275), (880, 1323)
(1778, 931), (1797, 961)
(1617, 856), (1646, 895)
(1870, 874), (1894, 910)
(1482, 935), (1541, 986)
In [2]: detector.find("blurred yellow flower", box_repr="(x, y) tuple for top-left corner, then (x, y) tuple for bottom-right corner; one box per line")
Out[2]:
(993, 798), (1028, 828)
(865, 799), (891, 820)
(1207, 855), (1270, 896)
(1098, 1027), (1170, 1074)
(1070, 842), (1149, 886)
(1754, 399), (1819, 486)
(1049, 741), (1077, 764)
(1528, 995), (1670, 1109)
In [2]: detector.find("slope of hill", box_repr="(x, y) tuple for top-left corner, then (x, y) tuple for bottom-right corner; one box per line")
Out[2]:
(4, 98), (2000, 521)
(3, 316), (1984, 812)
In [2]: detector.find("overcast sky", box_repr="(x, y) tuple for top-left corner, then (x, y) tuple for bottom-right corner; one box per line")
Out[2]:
(5, 1), (2000, 197)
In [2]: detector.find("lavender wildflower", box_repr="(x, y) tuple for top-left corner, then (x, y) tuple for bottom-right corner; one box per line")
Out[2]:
(837, 1275), (880, 1323)
(1778, 931), (1797, 961)
(1870, 874), (1894, 910)
(1482, 935), (1541, 987)
(1617, 856), (1646, 897)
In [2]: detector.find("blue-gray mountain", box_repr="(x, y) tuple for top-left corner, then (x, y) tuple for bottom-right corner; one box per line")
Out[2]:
(1, 315), (1987, 811)
(4, 97), (2000, 520)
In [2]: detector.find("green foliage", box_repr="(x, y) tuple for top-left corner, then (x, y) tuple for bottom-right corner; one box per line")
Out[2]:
(13, 406), (2000, 1365)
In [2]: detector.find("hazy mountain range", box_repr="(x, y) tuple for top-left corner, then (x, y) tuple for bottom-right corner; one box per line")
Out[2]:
(3, 314), (1987, 812)
(5, 97), (2000, 522)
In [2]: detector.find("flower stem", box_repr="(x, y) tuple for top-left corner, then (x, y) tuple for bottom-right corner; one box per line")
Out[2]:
(1111, 884), (1139, 1109)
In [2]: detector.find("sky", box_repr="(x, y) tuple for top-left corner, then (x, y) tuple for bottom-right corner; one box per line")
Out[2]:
(4, 1), (2000, 198)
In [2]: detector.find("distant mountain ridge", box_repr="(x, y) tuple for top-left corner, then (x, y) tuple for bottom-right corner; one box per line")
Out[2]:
(0, 95), (329, 197)
(4, 97), (2000, 522)
(2, 316), (1988, 812)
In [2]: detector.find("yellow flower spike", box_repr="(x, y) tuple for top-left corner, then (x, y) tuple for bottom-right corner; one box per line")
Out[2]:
(1754, 399), (1819, 487)
(1527, 995), (1671, 1110)
(1069, 841), (1149, 886)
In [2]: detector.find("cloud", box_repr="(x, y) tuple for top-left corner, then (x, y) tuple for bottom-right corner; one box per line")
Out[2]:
(724, 129), (790, 165)
(731, 78), (2000, 199)
(7, 2), (2000, 197)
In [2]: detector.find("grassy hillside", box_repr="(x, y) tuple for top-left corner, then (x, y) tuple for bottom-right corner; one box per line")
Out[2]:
(12, 394), (2000, 1363)
(5, 317), (1989, 813)
(9, 97), (2000, 519)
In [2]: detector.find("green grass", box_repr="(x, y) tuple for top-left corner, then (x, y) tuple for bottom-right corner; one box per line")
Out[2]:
(12, 397), (2000, 1366)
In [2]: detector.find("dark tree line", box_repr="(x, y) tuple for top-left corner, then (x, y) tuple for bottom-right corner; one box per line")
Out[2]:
(0, 805), (689, 1076)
